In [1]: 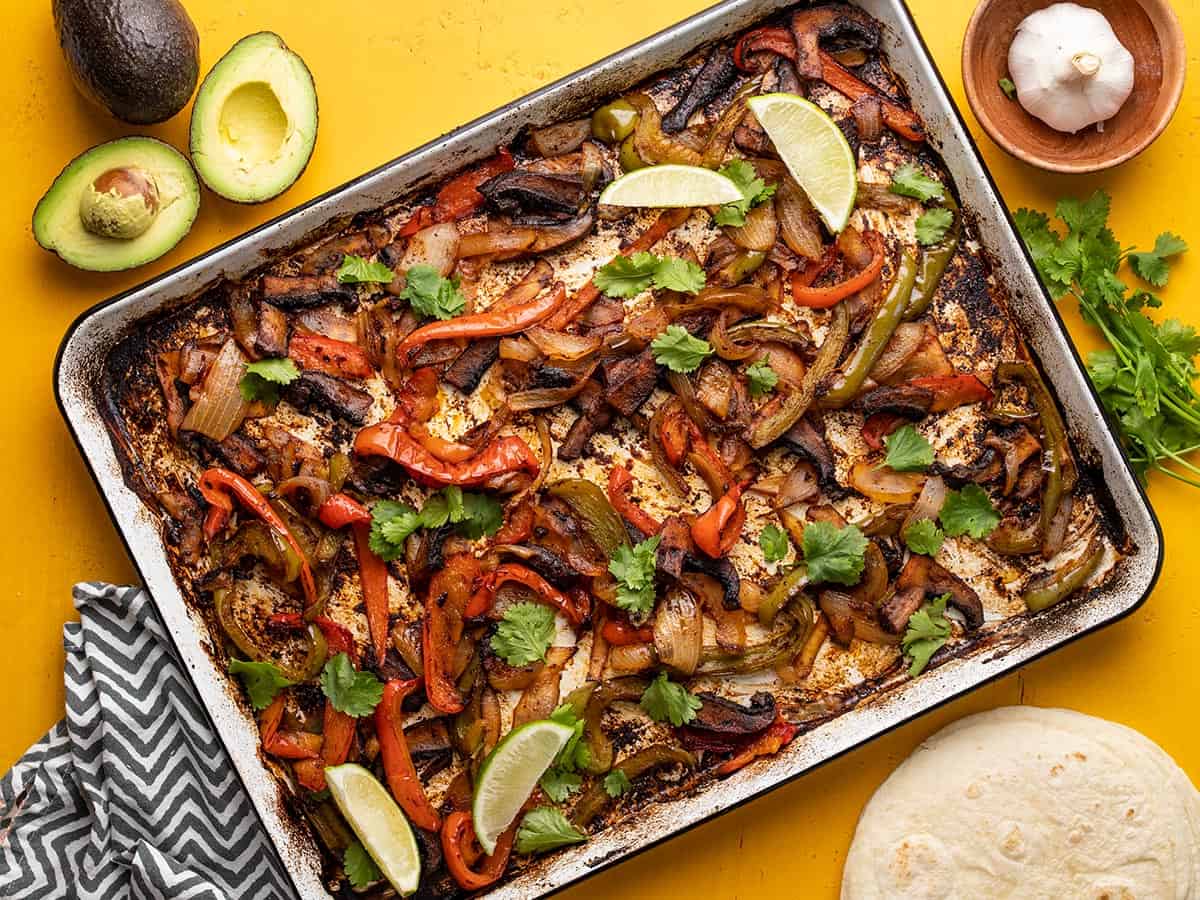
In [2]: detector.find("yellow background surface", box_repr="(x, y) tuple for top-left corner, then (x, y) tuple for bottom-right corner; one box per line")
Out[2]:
(4, 0), (1198, 896)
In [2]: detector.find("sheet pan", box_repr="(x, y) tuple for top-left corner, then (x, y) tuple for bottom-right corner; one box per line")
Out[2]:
(55, 1), (1163, 895)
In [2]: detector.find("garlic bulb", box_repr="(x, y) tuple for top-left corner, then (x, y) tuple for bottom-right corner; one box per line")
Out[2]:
(1008, 2), (1135, 134)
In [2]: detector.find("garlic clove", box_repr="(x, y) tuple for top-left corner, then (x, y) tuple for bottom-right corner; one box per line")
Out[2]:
(1007, 1), (1135, 134)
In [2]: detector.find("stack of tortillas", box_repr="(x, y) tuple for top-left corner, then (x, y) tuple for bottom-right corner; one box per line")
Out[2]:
(842, 707), (1200, 899)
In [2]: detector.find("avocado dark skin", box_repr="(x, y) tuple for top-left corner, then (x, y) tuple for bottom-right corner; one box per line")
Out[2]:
(53, 0), (200, 125)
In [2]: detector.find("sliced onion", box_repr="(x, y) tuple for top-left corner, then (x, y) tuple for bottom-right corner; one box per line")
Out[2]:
(849, 543), (888, 606)
(275, 476), (332, 511)
(626, 93), (704, 167)
(728, 199), (778, 252)
(507, 362), (598, 411)
(775, 463), (820, 508)
(667, 369), (715, 433)
(1042, 490), (1074, 560)
(856, 181), (917, 213)
(499, 336), (542, 362)
(525, 326), (601, 361)
(868, 322), (925, 383)
(710, 310), (757, 361)
(530, 119), (591, 157)
(512, 646), (573, 728)
(682, 572), (745, 652)
(900, 475), (946, 534)
(580, 141), (606, 194)
(696, 359), (734, 419)
(398, 223), (459, 278)
(851, 94), (883, 144)
(849, 460), (926, 505)
(818, 590), (899, 646)
(653, 587), (703, 675)
(588, 609), (610, 681)
(530, 211), (595, 253)
(756, 342), (806, 388)
(608, 642), (656, 673)
(776, 177), (824, 261)
(458, 227), (536, 258)
(180, 338), (249, 442)
(674, 284), (771, 315)
(391, 620), (423, 673)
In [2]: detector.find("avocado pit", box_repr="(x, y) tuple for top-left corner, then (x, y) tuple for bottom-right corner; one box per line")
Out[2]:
(80, 166), (160, 239)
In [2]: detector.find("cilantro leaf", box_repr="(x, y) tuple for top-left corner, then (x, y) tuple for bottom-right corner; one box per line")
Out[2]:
(320, 652), (384, 717)
(1130, 232), (1187, 287)
(594, 252), (661, 298)
(539, 767), (583, 802)
(715, 159), (777, 227)
(490, 602), (556, 667)
(238, 357), (299, 403)
(639, 672), (701, 726)
(652, 257), (707, 294)
(399, 264), (466, 320)
(343, 841), (383, 889)
(999, 77), (1017, 100)
(889, 163), (944, 203)
(746, 360), (778, 398)
(915, 208), (954, 246)
(548, 703), (590, 772)
(516, 806), (588, 855)
(336, 254), (395, 284)
(228, 659), (291, 710)
(608, 535), (661, 622)
(884, 424), (934, 472)
(759, 524), (790, 564)
(651, 325), (713, 373)
(801, 521), (867, 586)
(938, 484), (1000, 539)
(603, 769), (632, 798)
(368, 500), (421, 561)
(903, 519), (945, 556)
(901, 593), (952, 676)
(1056, 191), (1110, 237)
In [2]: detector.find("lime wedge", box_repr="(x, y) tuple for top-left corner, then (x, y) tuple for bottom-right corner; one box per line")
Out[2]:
(599, 163), (744, 208)
(748, 93), (858, 232)
(471, 719), (574, 854)
(325, 764), (421, 896)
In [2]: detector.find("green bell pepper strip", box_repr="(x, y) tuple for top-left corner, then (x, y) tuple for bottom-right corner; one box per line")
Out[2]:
(572, 744), (697, 827)
(821, 250), (918, 408)
(1024, 539), (1103, 611)
(581, 678), (648, 775)
(904, 196), (960, 321)
(699, 598), (813, 676)
(214, 585), (327, 683)
(547, 479), (631, 556)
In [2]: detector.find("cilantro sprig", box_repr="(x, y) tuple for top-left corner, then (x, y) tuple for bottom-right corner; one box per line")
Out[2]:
(398, 264), (466, 320)
(759, 524), (790, 564)
(915, 207), (954, 246)
(714, 159), (777, 228)
(491, 602), (556, 667)
(336, 254), (394, 284)
(745, 360), (778, 398)
(368, 488), (502, 561)
(903, 519), (945, 556)
(651, 325), (713, 373)
(1015, 191), (1200, 486)
(901, 593), (952, 676)
(343, 841), (383, 889)
(603, 769), (632, 798)
(516, 806), (588, 854)
(238, 357), (299, 403)
(608, 535), (660, 622)
(320, 652), (384, 717)
(889, 163), (945, 203)
(594, 252), (706, 298)
(228, 659), (292, 710)
(883, 424), (934, 472)
(938, 484), (999, 539)
(639, 672), (701, 726)
(801, 521), (867, 586)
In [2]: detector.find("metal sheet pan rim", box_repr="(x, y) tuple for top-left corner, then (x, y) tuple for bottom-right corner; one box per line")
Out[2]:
(53, 1), (1164, 897)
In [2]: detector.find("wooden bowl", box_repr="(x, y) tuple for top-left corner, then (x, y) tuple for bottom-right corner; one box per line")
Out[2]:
(962, 0), (1186, 173)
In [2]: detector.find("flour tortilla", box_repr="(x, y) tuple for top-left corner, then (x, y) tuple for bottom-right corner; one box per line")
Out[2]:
(841, 707), (1200, 900)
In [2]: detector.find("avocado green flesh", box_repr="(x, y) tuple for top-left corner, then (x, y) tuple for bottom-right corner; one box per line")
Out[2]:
(190, 32), (318, 204)
(33, 137), (200, 272)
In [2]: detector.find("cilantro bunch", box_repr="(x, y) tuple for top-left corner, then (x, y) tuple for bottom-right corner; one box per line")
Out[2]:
(1016, 191), (1198, 485)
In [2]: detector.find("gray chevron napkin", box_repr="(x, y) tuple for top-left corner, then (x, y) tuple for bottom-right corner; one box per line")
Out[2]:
(0, 583), (294, 900)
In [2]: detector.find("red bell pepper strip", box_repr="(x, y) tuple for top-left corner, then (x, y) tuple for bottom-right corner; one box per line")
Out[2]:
(908, 374), (993, 412)
(397, 284), (565, 359)
(791, 232), (885, 308)
(691, 484), (746, 558)
(818, 51), (925, 142)
(862, 412), (908, 450)
(199, 468), (317, 611)
(424, 555), (481, 714)
(269, 612), (357, 664)
(355, 424), (540, 487)
(543, 208), (692, 330)
(442, 810), (517, 891)
(716, 714), (799, 776)
(493, 501), (534, 545)
(465, 563), (589, 626)
(388, 367), (440, 427)
(601, 620), (655, 646)
(289, 332), (375, 379)
(657, 406), (691, 467)
(398, 206), (434, 237)
(732, 26), (796, 71)
(353, 523), (392, 666)
(317, 492), (371, 529)
(375, 679), (442, 832)
(432, 148), (515, 223)
(607, 466), (664, 537)
(260, 696), (323, 760)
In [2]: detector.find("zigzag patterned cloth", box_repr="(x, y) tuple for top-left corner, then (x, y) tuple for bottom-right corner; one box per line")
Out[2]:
(0, 583), (294, 899)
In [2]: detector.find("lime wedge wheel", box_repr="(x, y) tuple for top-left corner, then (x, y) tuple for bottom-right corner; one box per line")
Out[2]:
(747, 93), (858, 232)
(598, 163), (744, 208)
(471, 719), (574, 854)
(325, 764), (421, 896)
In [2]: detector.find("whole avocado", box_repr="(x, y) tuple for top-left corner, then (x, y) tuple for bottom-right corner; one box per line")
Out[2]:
(53, 0), (200, 125)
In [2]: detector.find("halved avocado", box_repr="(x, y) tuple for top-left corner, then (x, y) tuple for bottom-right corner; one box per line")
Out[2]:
(33, 137), (200, 272)
(189, 33), (318, 204)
